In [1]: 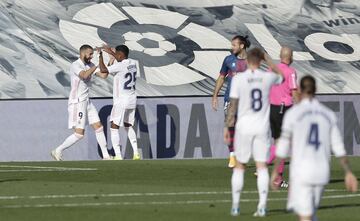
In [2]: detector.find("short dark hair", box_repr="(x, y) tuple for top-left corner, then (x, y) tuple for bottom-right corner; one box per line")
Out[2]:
(79, 44), (93, 52)
(115, 45), (129, 58)
(232, 35), (251, 49)
(246, 48), (264, 65)
(300, 75), (316, 95)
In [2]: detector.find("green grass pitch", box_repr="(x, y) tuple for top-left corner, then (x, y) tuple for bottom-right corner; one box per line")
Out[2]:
(0, 158), (359, 221)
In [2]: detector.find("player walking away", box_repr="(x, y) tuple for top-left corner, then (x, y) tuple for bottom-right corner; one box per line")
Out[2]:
(51, 45), (111, 161)
(212, 35), (250, 168)
(224, 48), (284, 217)
(97, 45), (140, 160)
(267, 46), (299, 188)
(271, 75), (358, 221)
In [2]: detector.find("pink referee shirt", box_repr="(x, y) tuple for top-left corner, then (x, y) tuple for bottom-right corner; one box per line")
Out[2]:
(270, 63), (297, 106)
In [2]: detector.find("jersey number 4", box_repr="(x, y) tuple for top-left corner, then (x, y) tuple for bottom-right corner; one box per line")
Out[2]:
(124, 72), (136, 90)
(308, 123), (321, 150)
(251, 88), (262, 112)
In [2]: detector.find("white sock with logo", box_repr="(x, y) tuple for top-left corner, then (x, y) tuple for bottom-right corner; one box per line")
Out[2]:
(231, 168), (245, 209)
(110, 128), (121, 156)
(125, 127), (138, 154)
(95, 127), (110, 159)
(257, 167), (269, 209)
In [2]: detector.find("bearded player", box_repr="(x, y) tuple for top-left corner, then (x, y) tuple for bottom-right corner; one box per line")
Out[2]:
(51, 45), (110, 161)
(212, 35), (250, 168)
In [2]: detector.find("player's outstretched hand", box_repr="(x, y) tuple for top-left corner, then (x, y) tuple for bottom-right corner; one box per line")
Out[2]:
(95, 47), (102, 54)
(212, 96), (218, 111)
(102, 44), (115, 55)
(223, 127), (230, 145)
(345, 172), (358, 193)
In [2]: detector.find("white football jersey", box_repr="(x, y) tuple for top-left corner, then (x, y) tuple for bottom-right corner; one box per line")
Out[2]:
(277, 98), (346, 185)
(107, 59), (138, 108)
(68, 58), (95, 104)
(229, 69), (283, 135)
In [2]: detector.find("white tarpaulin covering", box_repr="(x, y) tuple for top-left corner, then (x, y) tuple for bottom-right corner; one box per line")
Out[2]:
(0, 0), (360, 99)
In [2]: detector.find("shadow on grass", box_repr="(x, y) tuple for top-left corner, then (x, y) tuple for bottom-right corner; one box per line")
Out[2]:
(0, 178), (26, 183)
(319, 203), (360, 210)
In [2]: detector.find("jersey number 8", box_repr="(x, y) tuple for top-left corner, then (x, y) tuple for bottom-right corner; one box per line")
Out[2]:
(251, 88), (262, 112)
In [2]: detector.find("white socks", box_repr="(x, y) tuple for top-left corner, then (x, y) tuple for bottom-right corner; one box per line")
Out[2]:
(95, 127), (110, 158)
(110, 128), (121, 156)
(55, 133), (83, 153)
(125, 126), (139, 154)
(256, 167), (269, 209)
(231, 168), (245, 209)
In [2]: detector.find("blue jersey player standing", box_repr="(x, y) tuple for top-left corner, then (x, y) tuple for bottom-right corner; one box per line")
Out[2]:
(212, 35), (250, 168)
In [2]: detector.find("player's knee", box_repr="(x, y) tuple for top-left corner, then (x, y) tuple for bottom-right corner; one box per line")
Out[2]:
(74, 133), (84, 140)
(74, 128), (85, 136)
(92, 122), (103, 130)
(124, 122), (132, 128)
(94, 126), (104, 133)
(111, 122), (120, 129)
(235, 162), (246, 170)
(299, 215), (312, 221)
(255, 162), (267, 169)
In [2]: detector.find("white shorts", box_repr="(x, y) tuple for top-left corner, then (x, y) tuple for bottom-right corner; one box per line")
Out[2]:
(287, 181), (324, 217)
(110, 104), (135, 127)
(68, 100), (100, 129)
(234, 133), (271, 164)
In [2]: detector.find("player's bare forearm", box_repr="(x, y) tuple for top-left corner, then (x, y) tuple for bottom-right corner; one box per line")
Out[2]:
(96, 72), (108, 79)
(102, 44), (117, 58)
(213, 75), (225, 97)
(98, 53), (109, 74)
(264, 53), (283, 77)
(108, 57), (115, 66)
(339, 156), (358, 192)
(339, 157), (352, 174)
(79, 65), (97, 80)
(226, 98), (238, 127)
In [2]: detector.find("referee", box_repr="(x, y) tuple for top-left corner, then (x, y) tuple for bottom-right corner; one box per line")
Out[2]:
(268, 47), (298, 187)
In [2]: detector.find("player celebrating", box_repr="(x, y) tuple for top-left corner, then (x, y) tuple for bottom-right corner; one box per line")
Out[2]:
(225, 48), (284, 217)
(271, 75), (358, 221)
(51, 45), (110, 161)
(212, 35), (250, 168)
(267, 46), (298, 187)
(97, 45), (140, 160)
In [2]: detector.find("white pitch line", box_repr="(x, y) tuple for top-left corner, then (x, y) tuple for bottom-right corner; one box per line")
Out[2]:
(0, 165), (97, 170)
(0, 165), (97, 172)
(0, 169), (98, 173)
(1, 193), (360, 209)
(0, 189), (346, 200)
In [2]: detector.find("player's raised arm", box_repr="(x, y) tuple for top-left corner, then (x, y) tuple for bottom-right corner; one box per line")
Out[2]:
(264, 53), (284, 78)
(95, 48), (109, 79)
(79, 66), (98, 80)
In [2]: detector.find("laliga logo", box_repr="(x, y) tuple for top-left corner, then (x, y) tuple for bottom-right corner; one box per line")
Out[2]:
(59, 3), (232, 86)
(59, 3), (360, 87)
